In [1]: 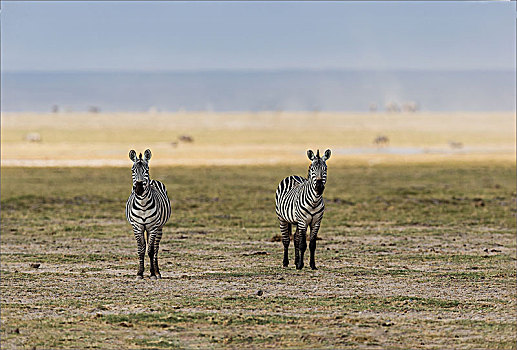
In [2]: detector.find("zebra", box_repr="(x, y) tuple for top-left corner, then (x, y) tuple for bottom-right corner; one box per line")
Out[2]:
(126, 149), (171, 279)
(275, 149), (331, 270)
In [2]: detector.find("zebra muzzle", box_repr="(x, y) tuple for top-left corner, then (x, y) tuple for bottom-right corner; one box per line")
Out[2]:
(315, 180), (325, 195)
(134, 182), (145, 195)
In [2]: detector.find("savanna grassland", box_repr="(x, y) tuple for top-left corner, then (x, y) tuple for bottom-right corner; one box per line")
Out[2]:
(1, 112), (516, 349)
(1, 162), (516, 349)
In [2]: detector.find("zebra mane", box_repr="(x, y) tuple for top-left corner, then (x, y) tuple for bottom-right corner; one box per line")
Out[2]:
(316, 149), (320, 159)
(139, 153), (143, 160)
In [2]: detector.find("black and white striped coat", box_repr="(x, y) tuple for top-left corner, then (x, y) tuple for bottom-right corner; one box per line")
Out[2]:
(275, 149), (331, 270)
(126, 149), (171, 279)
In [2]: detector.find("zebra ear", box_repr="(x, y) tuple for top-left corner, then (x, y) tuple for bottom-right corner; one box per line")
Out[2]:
(307, 150), (315, 161)
(144, 149), (152, 162)
(129, 150), (137, 162)
(323, 149), (331, 161)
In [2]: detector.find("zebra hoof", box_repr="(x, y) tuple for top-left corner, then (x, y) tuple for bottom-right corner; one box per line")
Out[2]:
(150, 275), (157, 280)
(296, 263), (304, 270)
(283, 260), (289, 267)
(156, 274), (162, 279)
(136, 275), (144, 280)
(310, 265), (318, 270)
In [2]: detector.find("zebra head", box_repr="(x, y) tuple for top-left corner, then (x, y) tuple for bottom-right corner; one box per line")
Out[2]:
(129, 149), (152, 196)
(307, 149), (331, 196)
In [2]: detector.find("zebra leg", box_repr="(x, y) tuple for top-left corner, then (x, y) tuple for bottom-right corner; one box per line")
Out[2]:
(309, 223), (321, 270)
(295, 223), (307, 270)
(294, 225), (300, 268)
(152, 228), (163, 279)
(279, 220), (291, 267)
(133, 226), (146, 279)
(148, 231), (157, 279)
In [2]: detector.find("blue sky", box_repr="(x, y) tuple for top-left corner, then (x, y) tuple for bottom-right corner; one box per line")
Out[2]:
(1, 1), (515, 72)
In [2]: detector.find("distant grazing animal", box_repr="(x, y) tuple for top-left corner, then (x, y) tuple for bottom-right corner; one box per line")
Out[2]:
(448, 141), (463, 149)
(275, 149), (331, 270)
(24, 132), (42, 143)
(178, 135), (194, 143)
(374, 135), (390, 147)
(126, 149), (171, 279)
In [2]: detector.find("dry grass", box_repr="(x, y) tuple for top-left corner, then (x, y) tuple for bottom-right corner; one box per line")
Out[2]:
(1, 111), (514, 166)
(1, 163), (516, 349)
